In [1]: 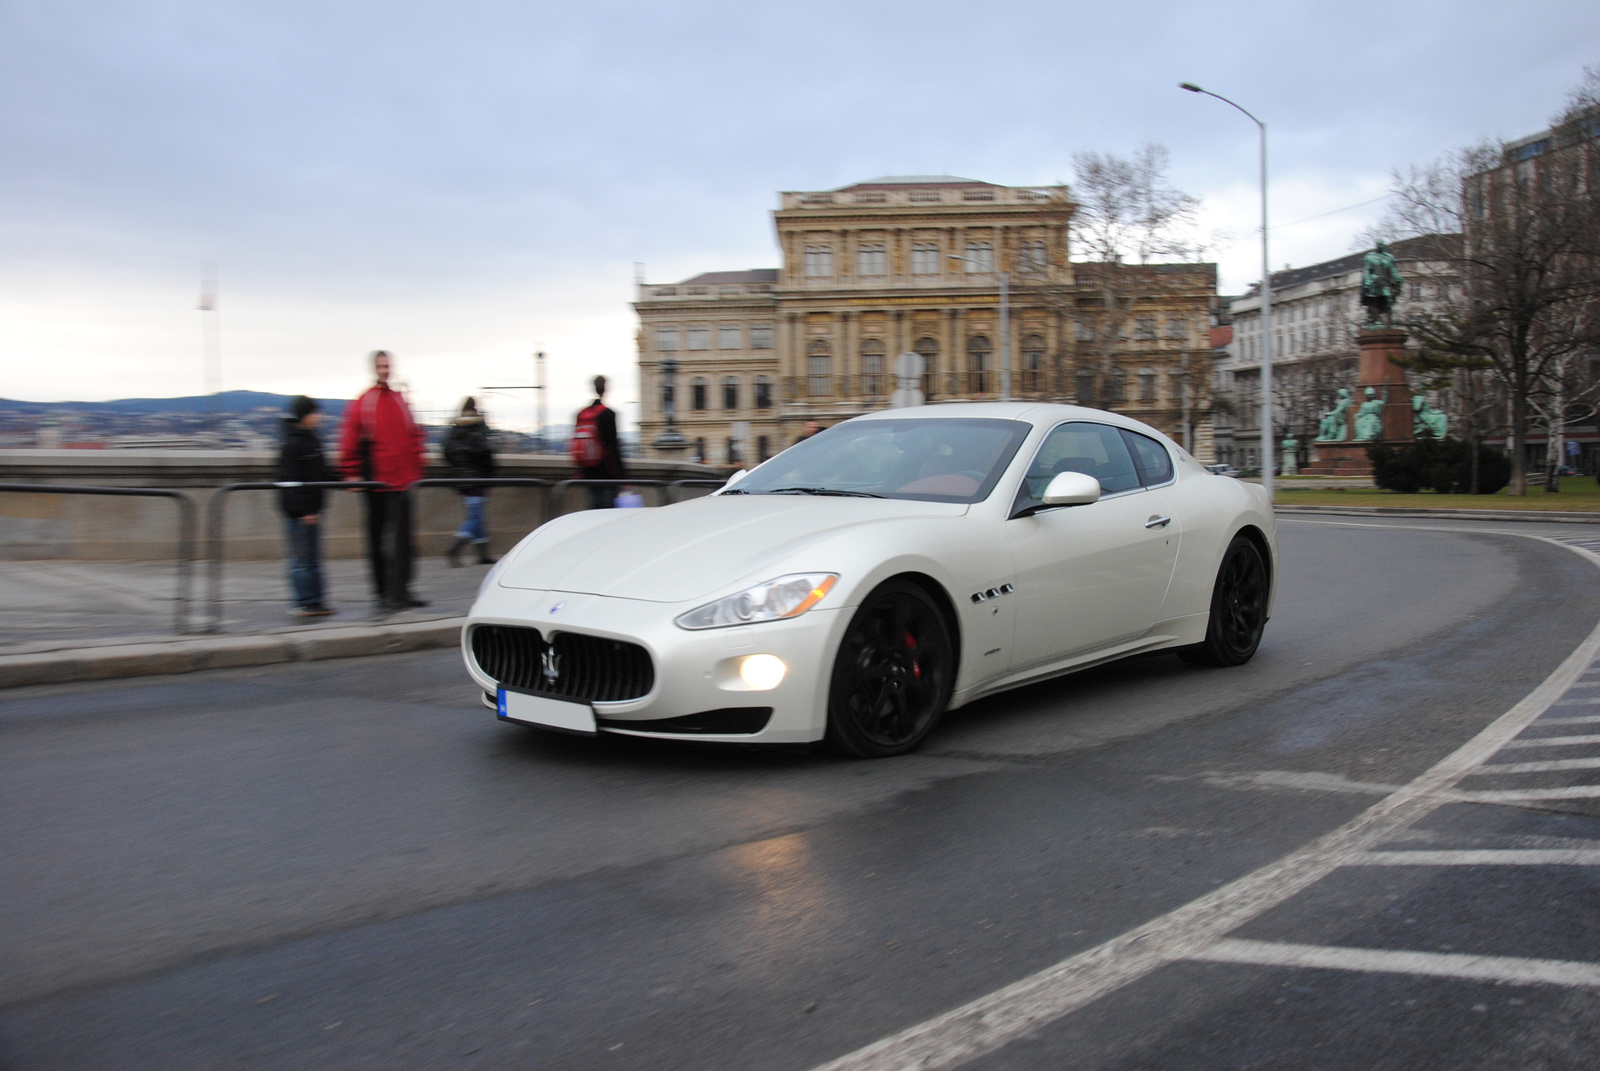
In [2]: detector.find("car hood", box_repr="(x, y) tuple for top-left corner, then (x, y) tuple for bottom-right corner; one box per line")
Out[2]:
(498, 495), (968, 602)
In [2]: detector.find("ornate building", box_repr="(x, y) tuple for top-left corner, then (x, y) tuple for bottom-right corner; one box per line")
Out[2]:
(636, 176), (1218, 464)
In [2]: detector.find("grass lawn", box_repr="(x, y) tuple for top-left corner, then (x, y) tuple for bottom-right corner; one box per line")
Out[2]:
(1275, 477), (1600, 511)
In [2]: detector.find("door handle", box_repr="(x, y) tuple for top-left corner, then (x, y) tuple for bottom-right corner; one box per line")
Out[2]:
(1144, 515), (1172, 529)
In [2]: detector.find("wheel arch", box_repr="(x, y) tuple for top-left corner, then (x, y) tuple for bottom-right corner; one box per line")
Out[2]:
(1231, 523), (1276, 609)
(875, 570), (963, 673)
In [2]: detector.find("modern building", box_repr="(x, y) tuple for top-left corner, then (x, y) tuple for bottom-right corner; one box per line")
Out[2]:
(1213, 234), (1460, 471)
(635, 176), (1219, 464)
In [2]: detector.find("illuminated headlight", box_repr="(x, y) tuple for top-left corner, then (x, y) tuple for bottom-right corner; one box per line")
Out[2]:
(738, 654), (787, 690)
(675, 573), (838, 630)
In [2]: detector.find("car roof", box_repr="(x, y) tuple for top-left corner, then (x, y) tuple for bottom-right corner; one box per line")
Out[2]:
(847, 401), (1161, 436)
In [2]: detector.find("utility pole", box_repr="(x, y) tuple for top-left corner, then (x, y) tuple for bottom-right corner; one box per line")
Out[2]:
(198, 261), (221, 441)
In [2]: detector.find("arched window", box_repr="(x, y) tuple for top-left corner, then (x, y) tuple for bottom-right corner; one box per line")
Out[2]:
(807, 339), (832, 398)
(722, 375), (739, 411)
(860, 338), (885, 396)
(1138, 367), (1157, 403)
(1075, 369), (1096, 406)
(754, 375), (772, 410)
(915, 337), (939, 399)
(691, 377), (708, 411)
(1022, 335), (1045, 393)
(1106, 369), (1127, 406)
(968, 334), (992, 394)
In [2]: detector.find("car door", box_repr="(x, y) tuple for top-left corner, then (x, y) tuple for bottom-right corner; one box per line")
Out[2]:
(1005, 421), (1181, 670)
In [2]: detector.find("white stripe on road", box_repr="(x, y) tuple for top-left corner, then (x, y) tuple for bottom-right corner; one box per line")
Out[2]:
(1552, 699), (1600, 707)
(1454, 786), (1600, 802)
(808, 532), (1600, 1071)
(1543, 712), (1600, 721)
(1473, 756), (1600, 774)
(1352, 849), (1600, 866)
(1191, 939), (1600, 988)
(1502, 734), (1600, 748)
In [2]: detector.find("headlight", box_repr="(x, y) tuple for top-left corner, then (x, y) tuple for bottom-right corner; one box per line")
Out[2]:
(675, 573), (838, 630)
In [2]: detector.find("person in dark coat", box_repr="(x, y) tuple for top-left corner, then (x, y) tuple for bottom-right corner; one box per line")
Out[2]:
(443, 396), (497, 566)
(573, 374), (627, 509)
(278, 395), (335, 617)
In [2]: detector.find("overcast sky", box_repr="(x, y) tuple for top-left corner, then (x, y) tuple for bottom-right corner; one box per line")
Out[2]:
(1, 0), (1595, 430)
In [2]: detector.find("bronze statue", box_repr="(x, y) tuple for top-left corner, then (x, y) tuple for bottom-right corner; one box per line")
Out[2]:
(1354, 387), (1387, 441)
(1412, 393), (1448, 440)
(1316, 388), (1351, 442)
(1360, 240), (1404, 326)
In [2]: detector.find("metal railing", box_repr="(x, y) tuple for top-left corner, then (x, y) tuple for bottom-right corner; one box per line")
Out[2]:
(548, 478), (731, 508)
(0, 483), (199, 634)
(203, 477), (557, 633)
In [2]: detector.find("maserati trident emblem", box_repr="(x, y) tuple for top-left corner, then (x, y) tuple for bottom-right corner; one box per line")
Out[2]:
(548, 601), (565, 615)
(541, 648), (561, 684)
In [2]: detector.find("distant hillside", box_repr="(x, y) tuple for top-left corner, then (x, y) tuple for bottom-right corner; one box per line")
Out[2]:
(0, 391), (349, 418)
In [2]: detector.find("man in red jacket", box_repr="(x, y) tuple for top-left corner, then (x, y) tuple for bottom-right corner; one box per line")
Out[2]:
(338, 350), (428, 613)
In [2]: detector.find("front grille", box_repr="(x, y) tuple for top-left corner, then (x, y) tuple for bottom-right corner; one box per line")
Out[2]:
(471, 624), (655, 704)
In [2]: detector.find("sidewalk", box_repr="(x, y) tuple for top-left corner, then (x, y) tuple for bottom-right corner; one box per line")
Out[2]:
(0, 555), (490, 688)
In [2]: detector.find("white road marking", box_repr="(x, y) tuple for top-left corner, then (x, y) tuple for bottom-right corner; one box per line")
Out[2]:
(1502, 734), (1600, 748)
(1455, 786), (1600, 802)
(1552, 699), (1600, 707)
(1352, 849), (1600, 866)
(1543, 712), (1600, 721)
(1191, 939), (1600, 988)
(1473, 756), (1600, 774)
(808, 534), (1600, 1071)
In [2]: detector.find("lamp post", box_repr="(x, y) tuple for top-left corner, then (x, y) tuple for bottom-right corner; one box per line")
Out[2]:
(1180, 82), (1272, 501)
(949, 253), (1010, 401)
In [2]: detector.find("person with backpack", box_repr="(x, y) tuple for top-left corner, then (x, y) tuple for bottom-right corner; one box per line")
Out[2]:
(443, 396), (496, 566)
(337, 350), (428, 614)
(278, 395), (335, 618)
(571, 374), (626, 508)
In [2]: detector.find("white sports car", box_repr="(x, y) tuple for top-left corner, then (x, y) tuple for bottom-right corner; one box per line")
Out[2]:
(462, 403), (1277, 757)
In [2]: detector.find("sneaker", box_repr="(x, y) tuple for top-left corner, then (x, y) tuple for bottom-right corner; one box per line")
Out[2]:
(288, 606), (316, 618)
(405, 597), (430, 609)
(305, 604), (336, 617)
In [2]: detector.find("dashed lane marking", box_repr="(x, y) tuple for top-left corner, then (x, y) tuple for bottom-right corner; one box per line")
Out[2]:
(1352, 849), (1600, 866)
(1502, 734), (1600, 748)
(1475, 756), (1600, 773)
(1454, 786), (1600, 802)
(1192, 939), (1600, 988)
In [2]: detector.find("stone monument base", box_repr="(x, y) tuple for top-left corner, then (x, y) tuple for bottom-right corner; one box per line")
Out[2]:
(1301, 441), (1374, 477)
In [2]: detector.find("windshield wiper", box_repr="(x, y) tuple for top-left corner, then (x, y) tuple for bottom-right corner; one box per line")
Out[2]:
(764, 486), (886, 498)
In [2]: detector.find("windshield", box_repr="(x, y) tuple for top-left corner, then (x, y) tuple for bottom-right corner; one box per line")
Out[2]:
(730, 417), (1031, 504)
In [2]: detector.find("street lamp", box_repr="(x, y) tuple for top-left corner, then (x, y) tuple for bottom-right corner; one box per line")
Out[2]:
(1180, 81), (1273, 501)
(949, 253), (1010, 402)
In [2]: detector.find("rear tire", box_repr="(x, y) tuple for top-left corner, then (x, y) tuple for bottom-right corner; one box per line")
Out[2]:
(824, 580), (955, 758)
(1179, 534), (1269, 667)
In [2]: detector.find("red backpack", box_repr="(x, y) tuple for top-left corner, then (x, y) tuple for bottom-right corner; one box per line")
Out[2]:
(570, 403), (606, 467)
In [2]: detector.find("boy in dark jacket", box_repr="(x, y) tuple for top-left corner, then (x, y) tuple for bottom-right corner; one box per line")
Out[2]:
(278, 396), (335, 617)
(442, 397), (497, 565)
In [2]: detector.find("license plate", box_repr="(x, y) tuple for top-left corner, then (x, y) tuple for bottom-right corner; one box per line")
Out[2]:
(497, 687), (597, 735)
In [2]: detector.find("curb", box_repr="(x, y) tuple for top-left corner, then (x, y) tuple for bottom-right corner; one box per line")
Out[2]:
(0, 618), (464, 689)
(1275, 505), (1600, 523)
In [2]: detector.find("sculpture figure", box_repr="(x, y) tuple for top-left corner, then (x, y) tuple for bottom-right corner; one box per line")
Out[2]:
(1281, 436), (1299, 476)
(1354, 387), (1387, 441)
(1360, 240), (1405, 326)
(1316, 388), (1351, 442)
(1412, 393), (1448, 440)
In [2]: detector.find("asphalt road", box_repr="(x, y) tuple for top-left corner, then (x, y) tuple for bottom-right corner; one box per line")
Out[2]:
(4, 517), (1600, 1068)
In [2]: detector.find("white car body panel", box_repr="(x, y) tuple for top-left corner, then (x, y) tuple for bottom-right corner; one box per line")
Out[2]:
(462, 403), (1278, 745)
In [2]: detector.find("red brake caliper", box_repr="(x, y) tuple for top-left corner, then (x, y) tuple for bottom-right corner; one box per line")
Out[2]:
(905, 632), (921, 679)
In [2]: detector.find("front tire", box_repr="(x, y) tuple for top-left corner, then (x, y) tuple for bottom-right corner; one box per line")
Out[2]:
(825, 579), (955, 758)
(1180, 534), (1269, 667)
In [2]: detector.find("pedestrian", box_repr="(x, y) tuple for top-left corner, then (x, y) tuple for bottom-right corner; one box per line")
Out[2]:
(337, 350), (428, 614)
(443, 396), (497, 566)
(797, 419), (821, 444)
(570, 374), (626, 509)
(278, 395), (335, 618)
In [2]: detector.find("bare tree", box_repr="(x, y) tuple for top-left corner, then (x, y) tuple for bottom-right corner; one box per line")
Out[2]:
(1375, 70), (1600, 494)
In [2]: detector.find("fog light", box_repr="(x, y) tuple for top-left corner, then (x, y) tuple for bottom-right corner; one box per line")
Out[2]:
(738, 654), (786, 690)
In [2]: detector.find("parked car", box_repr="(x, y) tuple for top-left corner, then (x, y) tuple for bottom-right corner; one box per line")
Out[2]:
(463, 403), (1278, 757)
(1206, 463), (1240, 478)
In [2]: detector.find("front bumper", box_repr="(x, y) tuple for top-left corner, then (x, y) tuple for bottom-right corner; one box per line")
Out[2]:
(463, 582), (847, 744)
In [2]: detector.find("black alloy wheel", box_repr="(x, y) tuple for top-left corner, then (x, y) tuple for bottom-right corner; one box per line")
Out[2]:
(825, 579), (955, 758)
(1180, 534), (1269, 667)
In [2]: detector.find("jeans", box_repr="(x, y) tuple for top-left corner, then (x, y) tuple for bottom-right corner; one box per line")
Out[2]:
(284, 517), (324, 608)
(455, 495), (487, 542)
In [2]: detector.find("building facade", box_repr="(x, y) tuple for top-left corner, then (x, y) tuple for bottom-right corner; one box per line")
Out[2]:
(636, 176), (1219, 464)
(1214, 234), (1460, 471)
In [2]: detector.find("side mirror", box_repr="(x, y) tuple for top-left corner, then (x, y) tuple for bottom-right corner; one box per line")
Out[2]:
(1041, 470), (1101, 506)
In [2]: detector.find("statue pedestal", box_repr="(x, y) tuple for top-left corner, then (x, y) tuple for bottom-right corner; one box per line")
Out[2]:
(1300, 328), (1412, 477)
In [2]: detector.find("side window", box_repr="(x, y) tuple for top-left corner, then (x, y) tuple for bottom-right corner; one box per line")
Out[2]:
(1121, 429), (1174, 486)
(1015, 422), (1142, 509)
